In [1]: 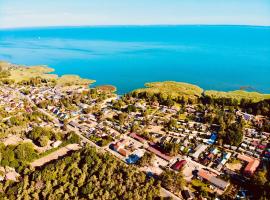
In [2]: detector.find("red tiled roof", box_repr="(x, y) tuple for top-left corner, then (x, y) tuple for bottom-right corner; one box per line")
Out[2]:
(198, 169), (211, 180)
(237, 154), (253, 163)
(118, 148), (130, 157)
(244, 159), (260, 176)
(172, 160), (187, 171)
(130, 133), (147, 143)
(147, 146), (172, 162)
(237, 153), (260, 176)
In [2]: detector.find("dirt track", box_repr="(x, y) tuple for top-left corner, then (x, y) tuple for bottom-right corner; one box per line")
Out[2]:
(30, 144), (81, 168)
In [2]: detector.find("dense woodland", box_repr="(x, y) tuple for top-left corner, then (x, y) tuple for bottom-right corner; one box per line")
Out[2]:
(0, 146), (162, 200)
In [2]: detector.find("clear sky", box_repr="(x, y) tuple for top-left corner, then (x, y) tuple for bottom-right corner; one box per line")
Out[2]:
(1, 0), (270, 28)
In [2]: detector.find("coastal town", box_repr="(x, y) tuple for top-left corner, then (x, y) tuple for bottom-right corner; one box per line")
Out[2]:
(0, 62), (270, 200)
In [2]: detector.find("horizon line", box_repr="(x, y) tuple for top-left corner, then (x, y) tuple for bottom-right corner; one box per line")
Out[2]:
(1, 23), (270, 30)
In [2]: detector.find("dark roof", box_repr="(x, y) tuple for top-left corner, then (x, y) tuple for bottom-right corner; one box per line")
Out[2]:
(182, 190), (193, 199)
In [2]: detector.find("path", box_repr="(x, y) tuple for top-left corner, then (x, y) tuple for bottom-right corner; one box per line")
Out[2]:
(30, 144), (81, 168)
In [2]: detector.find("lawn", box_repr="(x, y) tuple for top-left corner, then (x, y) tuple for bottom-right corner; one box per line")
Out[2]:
(191, 179), (212, 193)
(3, 62), (95, 87)
(56, 75), (95, 86)
(134, 81), (203, 99)
(204, 90), (270, 103)
(95, 85), (117, 93)
(8, 66), (57, 82)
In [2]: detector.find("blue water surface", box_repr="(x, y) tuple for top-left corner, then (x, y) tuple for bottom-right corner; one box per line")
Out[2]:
(0, 25), (269, 94)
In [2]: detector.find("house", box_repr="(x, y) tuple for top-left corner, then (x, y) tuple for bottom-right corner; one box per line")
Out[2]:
(3, 167), (20, 182)
(118, 148), (130, 157)
(198, 169), (229, 191)
(5, 172), (19, 181)
(126, 150), (145, 164)
(220, 152), (231, 165)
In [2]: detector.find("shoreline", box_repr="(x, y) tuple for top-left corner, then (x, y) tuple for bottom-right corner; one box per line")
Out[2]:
(1, 60), (270, 101)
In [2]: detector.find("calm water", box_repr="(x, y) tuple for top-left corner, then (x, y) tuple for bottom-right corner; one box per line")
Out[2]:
(0, 25), (270, 94)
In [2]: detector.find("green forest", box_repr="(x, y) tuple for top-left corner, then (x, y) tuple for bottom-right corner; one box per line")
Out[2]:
(0, 146), (162, 200)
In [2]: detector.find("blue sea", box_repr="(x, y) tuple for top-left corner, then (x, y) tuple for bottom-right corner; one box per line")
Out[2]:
(0, 25), (270, 94)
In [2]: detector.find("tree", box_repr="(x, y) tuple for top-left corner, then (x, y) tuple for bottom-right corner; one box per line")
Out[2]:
(252, 169), (268, 189)
(2, 147), (161, 199)
(39, 136), (49, 147)
(137, 152), (155, 167)
(159, 169), (185, 194)
(162, 142), (180, 156)
(15, 143), (37, 163)
(68, 131), (80, 144)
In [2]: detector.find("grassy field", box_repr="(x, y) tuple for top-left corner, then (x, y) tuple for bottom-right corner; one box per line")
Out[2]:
(95, 85), (117, 93)
(9, 66), (57, 82)
(134, 81), (203, 99)
(134, 81), (270, 103)
(56, 75), (94, 86)
(0, 61), (10, 70)
(204, 90), (270, 102)
(1, 61), (95, 87)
